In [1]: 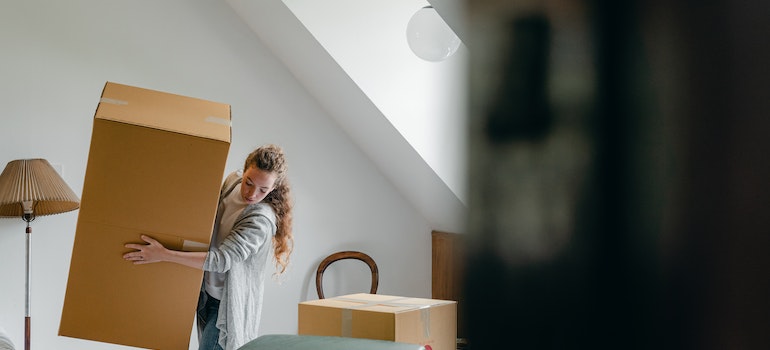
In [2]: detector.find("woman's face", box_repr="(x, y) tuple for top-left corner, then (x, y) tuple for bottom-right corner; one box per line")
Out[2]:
(240, 166), (278, 204)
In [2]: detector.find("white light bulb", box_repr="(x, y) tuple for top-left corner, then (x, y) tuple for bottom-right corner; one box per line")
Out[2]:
(406, 6), (461, 62)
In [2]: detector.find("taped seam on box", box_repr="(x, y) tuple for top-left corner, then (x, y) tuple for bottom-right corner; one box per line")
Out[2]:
(335, 296), (412, 309)
(334, 297), (449, 310)
(421, 308), (430, 338)
(205, 116), (231, 127)
(182, 239), (209, 252)
(100, 97), (128, 105)
(335, 296), (440, 341)
(341, 309), (353, 337)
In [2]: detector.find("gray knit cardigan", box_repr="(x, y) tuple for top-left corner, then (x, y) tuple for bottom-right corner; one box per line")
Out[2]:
(197, 170), (277, 350)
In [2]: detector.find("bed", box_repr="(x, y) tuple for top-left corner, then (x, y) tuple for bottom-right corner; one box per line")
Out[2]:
(238, 334), (427, 350)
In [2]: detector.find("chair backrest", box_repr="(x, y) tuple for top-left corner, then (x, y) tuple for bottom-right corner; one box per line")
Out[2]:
(315, 251), (379, 299)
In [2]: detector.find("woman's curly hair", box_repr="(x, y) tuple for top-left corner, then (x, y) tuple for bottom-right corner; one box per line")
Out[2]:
(245, 144), (294, 274)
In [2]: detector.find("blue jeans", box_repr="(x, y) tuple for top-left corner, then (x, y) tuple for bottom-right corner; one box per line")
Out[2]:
(198, 293), (223, 350)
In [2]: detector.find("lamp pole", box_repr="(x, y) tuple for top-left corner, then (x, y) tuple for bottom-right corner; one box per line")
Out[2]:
(24, 218), (32, 350)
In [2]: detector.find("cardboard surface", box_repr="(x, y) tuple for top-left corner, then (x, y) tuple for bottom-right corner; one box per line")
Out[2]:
(298, 293), (457, 350)
(59, 82), (231, 350)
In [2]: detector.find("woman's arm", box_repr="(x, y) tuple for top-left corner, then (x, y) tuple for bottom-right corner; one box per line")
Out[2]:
(204, 207), (275, 273)
(123, 235), (206, 270)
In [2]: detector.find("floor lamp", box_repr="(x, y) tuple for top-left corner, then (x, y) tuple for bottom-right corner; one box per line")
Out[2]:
(0, 159), (80, 350)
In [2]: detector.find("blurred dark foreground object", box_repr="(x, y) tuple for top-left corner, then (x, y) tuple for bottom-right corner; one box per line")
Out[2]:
(462, 0), (770, 349)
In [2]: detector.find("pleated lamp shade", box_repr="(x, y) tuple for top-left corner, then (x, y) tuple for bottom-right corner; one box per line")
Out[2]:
(0, 159), (80, 217)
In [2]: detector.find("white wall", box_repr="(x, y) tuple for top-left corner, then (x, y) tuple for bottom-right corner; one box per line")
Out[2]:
(282, 0), (469, 203)
(0, 1), (433, 349)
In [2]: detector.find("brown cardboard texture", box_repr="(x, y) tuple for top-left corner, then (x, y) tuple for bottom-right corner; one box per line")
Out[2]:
(59, 82), (231, 350)
(298, 293), (457, 350)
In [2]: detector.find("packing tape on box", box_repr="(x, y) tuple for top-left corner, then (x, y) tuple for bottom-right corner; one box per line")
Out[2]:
(99, 98), (230, 127)
(182, 239), (209, 252)
(341, 309), (353, 337)
(422, 307), (430, 338)
(205, 116), (231, 126)
(335, 296), (452, 338)
(100, 97), (128, 105)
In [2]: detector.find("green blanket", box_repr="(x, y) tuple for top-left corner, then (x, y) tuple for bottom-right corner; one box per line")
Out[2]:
(238, 334), (426, 350)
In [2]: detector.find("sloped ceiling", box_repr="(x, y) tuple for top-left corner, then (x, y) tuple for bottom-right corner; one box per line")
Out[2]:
(224, 0), (467, 234)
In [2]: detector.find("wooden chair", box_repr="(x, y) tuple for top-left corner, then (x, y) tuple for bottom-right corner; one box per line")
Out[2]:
(315, 251), (379, 299)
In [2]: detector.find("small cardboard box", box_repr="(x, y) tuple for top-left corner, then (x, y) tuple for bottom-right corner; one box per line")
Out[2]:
(59, 82), (231, 350)
(298, 293), (457, 350)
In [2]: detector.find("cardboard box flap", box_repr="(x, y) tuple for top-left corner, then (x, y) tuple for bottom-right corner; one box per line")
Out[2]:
(97, 81), (231, 143)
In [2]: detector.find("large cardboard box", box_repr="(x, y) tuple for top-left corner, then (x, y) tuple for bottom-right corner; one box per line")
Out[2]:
(59, 82), (231, 349)
(298, 293), (457, 350)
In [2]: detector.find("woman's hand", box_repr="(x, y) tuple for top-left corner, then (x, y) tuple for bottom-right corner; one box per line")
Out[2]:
(123, 234), (208, 269)
(123, 235), (169, 264)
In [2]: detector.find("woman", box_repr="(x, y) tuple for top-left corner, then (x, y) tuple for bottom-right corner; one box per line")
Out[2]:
(123, 144), (294, 350)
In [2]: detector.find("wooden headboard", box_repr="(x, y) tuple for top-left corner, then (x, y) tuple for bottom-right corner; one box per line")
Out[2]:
(431, 230), (466, 339)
